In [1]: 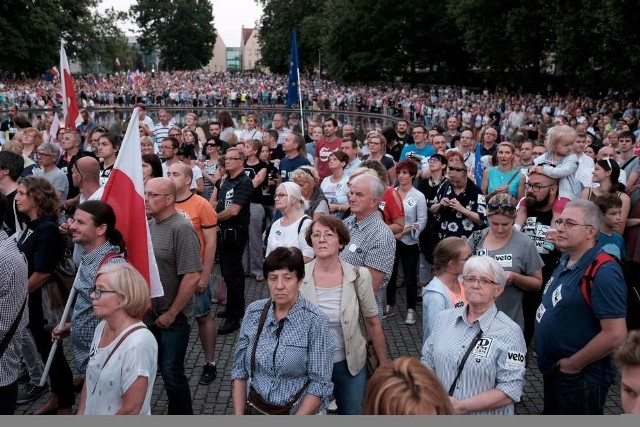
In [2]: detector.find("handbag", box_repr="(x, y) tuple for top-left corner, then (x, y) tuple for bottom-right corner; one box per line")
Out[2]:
(352, 267), (380, 378)
(245, 299), (309, 415)
(0, 295), (27, 358)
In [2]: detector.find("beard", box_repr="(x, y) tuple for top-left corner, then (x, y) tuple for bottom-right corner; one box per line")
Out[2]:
(524, 192), (550, 210)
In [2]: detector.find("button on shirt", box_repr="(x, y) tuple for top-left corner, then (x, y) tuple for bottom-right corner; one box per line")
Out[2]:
(232, 297), (335, 414)
(421, 305), (526, 415)
(340, 212), (396, 318)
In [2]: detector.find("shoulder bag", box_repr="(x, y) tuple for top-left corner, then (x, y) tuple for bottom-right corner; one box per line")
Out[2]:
(245, 299), (309, 415)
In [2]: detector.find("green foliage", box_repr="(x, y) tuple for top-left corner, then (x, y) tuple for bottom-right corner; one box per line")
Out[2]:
(131, 0), (217, 70)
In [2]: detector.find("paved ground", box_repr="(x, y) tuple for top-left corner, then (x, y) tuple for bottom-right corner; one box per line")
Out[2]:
(16, 269), (623, 415)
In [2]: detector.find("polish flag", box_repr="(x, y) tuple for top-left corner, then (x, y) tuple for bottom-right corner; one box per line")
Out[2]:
(49, 113), (60, 143)
(60, 40), (80, 131)
(101, 108), (164, 298)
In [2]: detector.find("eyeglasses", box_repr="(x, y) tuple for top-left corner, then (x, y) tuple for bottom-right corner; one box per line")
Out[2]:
(169, 134), (182, 138)
(161, 146), (175, 150)
(95, 127), (107, 133)
(462, 276), (500, 287)
(274, 193), (288, 199)
(91, 288), (119, 299)
(226, 157), (242, 161)
(448, 166), (466, 172)
(144, 192), (171, 199)
(487, 202), (516, 215)
(412, 131), (425, 135)
(554, 218), (594, 230)
(310, 232), (337, 240)
(36, 152), (53, 157)
(428, 157), (441, 163)
(524, 182), (553, 192)
(205, 143), (218, 147)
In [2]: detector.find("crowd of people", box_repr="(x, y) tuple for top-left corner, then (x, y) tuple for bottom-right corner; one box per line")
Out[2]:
(1, 85), (640, 416)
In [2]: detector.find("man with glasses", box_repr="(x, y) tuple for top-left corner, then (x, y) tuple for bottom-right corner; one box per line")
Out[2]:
(474, 128), (499, 185)
(214, 148), (253, 335)
(145, 177), (202, 414)
(514, 171), (562, 346)
(399, 125), (435, 161)
(535, 199), (627, 414)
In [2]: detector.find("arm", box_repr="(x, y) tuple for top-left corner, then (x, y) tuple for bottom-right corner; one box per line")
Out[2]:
(506, 268), (542, 292)
(28, 272), (51, 293)
(422, 291), (447, 344)
(558, 318), (628, 374)
(76, 380), (88, 415)
(387, 166), (397, 186)
(627, 169), (639, 189)
(195, 177), (204, 194)
(251, 168), (267, 188)
(387, 189), (405, 234)
(579, 188), (589, 200)
(216, 203), (242, 222)
(449, 198), (483, 225)
(367, 267), (386, 295)
(197, 227), (217, 292)
(481, 168), (489, 195)
(540, 158), (579, 179)
(232, 379), (248, 415)
(451, 390), (513, 415)
(115, 376), (149, 415)
(154, 272), (200, 329)
(366, 315), (390, 366)
(295, 395), (322, 415)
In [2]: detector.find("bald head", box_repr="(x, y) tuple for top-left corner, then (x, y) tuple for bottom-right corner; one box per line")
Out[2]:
(147, 177), (177, 199)
(76, 156), (101, 184)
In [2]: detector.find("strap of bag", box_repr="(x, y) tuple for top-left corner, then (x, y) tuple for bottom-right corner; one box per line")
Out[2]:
(98, 251), (122, 269)
(448, 330), (483, 396)
(581, 252), (615, 307)
(91, 325), (145, 395)
(0, 295), (27, 358)
(622, 156), (638, 171)
(505, 170), (521, 187)
(297, 215), (311, 234)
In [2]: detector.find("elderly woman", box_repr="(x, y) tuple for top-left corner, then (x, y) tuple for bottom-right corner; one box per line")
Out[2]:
(320, 150), (350, 218)
(422, 237), (471, 343)
(140, 136), (155, 156)
(421, 256), (527, 415)
(77, 263), (158, 415)
(357, 160), (405, 234)
(291, 165), (330, 220)
(265, 182), (314, 262)
(363, 357), (453, 415)
(232, 247), (335, 415)
(300, 216), (389, 414)
(466, 193), (543, 330)
(385, 160), (427, 324)
(481, 142), (523, 200)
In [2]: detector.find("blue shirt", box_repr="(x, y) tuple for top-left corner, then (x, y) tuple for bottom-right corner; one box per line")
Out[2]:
(597, 232), (625, 261)
(399, 143), (435, 161)
(232, 296), (335, 413)
(534, 246), (627, 385)
(279, 155), (310, 182)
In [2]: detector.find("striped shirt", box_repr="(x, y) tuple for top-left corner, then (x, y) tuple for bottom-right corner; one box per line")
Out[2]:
(232, 297), (335, 414)
(421, 305), (526, 415)
(153, 121), (176, 151)
(71, 242), (125, 372)
(0, 230), (29, 387)
(340, 212), (396, 319)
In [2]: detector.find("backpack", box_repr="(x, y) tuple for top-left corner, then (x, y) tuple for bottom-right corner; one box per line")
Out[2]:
(262, 215), (311, 254)
(581, 252), (640, 331)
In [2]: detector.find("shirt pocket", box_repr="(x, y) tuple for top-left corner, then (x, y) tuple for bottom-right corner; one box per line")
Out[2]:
(279, 334), (309, 378)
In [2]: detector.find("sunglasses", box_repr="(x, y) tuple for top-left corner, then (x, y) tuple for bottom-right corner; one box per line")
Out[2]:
(487, 202), (516, 215)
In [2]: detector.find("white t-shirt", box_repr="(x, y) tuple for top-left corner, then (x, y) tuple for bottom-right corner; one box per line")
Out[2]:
(84, 321), (157, 415)
(266, 215), (314, 259)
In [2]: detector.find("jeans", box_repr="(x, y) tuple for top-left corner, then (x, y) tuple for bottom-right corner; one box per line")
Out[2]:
(542, 368), (609, 414)
(219, 225), (248, 318)
(21, 329), (45, 385)
(0, 382), (18, 415)
(332, 360), (367, 415)
(387, 241), (420, 310)
(150, 313), (193, 415)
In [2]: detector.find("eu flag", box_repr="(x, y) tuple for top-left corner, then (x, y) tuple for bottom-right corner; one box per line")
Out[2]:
(285, 28), (300, 108)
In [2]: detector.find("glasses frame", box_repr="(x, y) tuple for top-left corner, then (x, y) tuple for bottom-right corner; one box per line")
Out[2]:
(524, 182), (554, 192)
(554, 218), (594, 230)
(462, 275), (500, 287)
(91, 288), (119, 299)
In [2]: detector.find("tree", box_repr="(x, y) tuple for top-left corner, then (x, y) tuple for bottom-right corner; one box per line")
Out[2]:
(131, 0), (217, 70)
(81, 8), (138, 73)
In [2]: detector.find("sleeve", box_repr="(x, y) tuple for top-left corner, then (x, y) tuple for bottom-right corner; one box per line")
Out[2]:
(305, 313), (335, 400)
(494, 324), (526, 402)
(232, 179), (253, 207)
(199, 201), (218, 228)
(420, 315), (440, 369)
(363, 229), (396, 276)
(385, 189), (405, 221)
(313, 199), (330, 215)
(422, 290), (447, 344)
(297, 219), (315, 259)
(413, 191), (428, 235)
(520, 234), (545, 274)
(192, 166), (203, 181)
(174, 223), (203, 275)
(541, 154), (579, 179)
(231, 315), (253, 380)
(354, 267), (378, 318)
(119, 329), (158, 395)
(591, 261), (627, 319)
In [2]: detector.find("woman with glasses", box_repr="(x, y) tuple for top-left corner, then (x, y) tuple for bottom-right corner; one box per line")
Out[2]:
(265, 182), (314, 263)
(421, 255), (526, 415)
(321, 150), (350, 219)
(77, 263), (157, 415)
(422, 237), (471, 343)
(466, 193), (543, 331)
(361, 132), (397, 185)
(580, 158), (630, 235)
(198, 138), (223, 201)
(481, 142), (523, 200)
(299, 216), (388, 414)
(21, 127), (43, 161)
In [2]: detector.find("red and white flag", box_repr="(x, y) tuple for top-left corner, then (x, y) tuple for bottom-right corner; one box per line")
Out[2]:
(101, 108), (163, 298)
(49, 113), (60, 142)
(115, 57), (121, 69)
(60, 40), (80, 131)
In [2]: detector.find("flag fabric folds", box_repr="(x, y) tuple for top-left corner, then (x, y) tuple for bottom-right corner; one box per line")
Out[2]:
(285, 28), (300, 108)
(60, 40), (80, 131)
(101, 108), (164, 298)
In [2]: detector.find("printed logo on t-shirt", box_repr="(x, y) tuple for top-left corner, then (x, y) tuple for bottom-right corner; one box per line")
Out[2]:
(505, 351), (526, 370)
(535, 304), (546, 323)
(225, 188), (234, 209)
(453, 300), (465, 308)
(406, 197), (416, 207)
(379, 201), (386, 210)
(552, 285), (562, 307)
(471, 337), (493, 358)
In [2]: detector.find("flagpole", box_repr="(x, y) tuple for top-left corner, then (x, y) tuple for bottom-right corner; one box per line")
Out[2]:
(297, 67), (304, 136)
(39, 288), (76, 387)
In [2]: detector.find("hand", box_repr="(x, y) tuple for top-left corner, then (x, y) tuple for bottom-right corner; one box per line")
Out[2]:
(59, 218), (74, 235)
(51, 323), (71, 341)
(196, 273), (210, 294)
(155, 312), (176, 329)
(557, 357), (581, 374)
(505, 271), (514, 285)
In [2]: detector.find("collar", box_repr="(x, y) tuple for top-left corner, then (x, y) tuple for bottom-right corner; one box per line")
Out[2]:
(560, 244), (602, 271)
(350, 211), (381, 229)
(458, 304), (498, 332)
(80, 240), (119, 263)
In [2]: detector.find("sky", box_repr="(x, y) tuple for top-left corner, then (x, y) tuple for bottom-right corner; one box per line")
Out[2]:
(100, 0), (263, 47)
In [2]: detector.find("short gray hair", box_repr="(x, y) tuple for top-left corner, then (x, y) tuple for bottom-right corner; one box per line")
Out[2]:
(39, 143), (61, 162)
(463, 256), (507, 287)
(351, 173), (384, 200)
(564, 199), (603, 232)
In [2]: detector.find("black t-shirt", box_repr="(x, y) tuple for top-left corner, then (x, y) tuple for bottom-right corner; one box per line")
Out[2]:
(269, 144), (285, 162)
(215, 172), (253, 228)
(387, 143), (404, 163)
(261, 162), (279, 206)
(243, 161), (268, 204)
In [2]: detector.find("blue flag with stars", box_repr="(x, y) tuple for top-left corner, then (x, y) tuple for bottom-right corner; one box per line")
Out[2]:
(286, 28), (299, 108)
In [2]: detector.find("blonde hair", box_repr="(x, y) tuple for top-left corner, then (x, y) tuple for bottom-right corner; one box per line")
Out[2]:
(363, 357), (453, 415)
(95, 263), (150, 318)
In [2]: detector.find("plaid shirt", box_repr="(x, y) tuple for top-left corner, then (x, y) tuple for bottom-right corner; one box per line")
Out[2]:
(0, 231), (29, 386)
(70, 242), (125, 372)
(232, 297), (335, 414)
